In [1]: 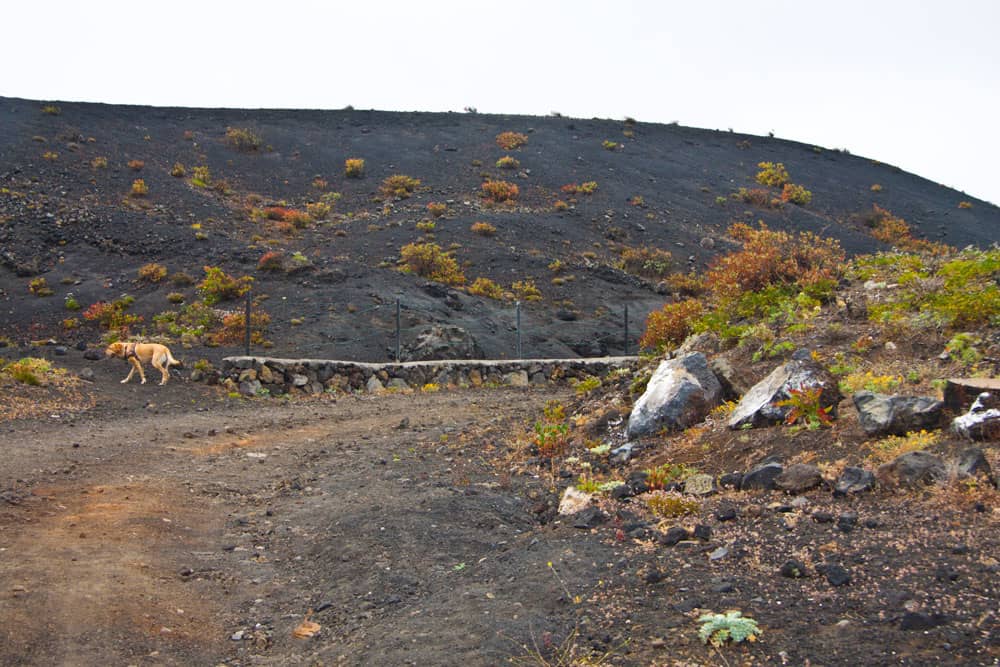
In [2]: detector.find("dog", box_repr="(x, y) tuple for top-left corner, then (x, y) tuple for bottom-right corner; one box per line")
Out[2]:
(105, 341), (182, 385)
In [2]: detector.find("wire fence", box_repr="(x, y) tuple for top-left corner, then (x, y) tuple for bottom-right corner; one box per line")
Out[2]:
(239, 289), (656, 362)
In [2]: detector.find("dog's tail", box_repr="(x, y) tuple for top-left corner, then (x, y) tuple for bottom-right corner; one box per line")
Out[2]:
(165, 349), (183, 368)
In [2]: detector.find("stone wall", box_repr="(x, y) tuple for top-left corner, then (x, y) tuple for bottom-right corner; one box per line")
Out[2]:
(216, 356), (639, 396)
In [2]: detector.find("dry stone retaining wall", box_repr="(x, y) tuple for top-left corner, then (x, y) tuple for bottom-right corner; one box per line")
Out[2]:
(219, 356), (639, 396)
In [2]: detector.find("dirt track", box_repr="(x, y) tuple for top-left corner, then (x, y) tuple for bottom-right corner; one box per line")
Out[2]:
(0, 380), (607, 666)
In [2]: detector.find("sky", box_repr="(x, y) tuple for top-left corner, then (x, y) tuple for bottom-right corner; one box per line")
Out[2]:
(3, 0), (999, 206)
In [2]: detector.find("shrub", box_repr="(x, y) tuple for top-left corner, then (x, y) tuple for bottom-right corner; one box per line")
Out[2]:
(602, 140), (619, 151)
(3, 357), (53, 386)
(198, 266), (252, 305)
(130, 179), (148, 197)
(306, 201), (331, 220)
(380, 174), (420, 199)
(64, 294), (80, 310)
(870, 183), (883, 192)
(257, 251), (285, 271)
(28, 277), (53, 297)
(617, 246), (673, 279)
(511, 280), (542, 301)
(645, 492), (700, 518)
(166, 292), (185, 304)
(574, 375), (601, 395)
(958, 201), (973, 209)
(533, 401), (569, 457)
(138, 263), (168, 283)
(190, 166), (211, 188)
(553, 200), (569, 211)
(867, 429), (939, 464)
(480, 179), (519, 203)
(427, 202), (447, 218)
(225, 127), (262, 152)
(399, 242), (465, 285)
(170, 272), (195, 286)
(629, 195), (645, 207)
(170, 163), (186, 177)
(82, 296), (142, 331)
(755, 161), (789, 187)
(42, 151), (58, 161)
(468, 277), (504, 299)
(735, 187), (779, 208)
(774, 385), (833, 429)
(495, 155), (520, 170)
(781, 183), (812, 205)
(210, 310), (270, 345)
(128, 159), (145, 171)
(866, 205), (951, 254)
(344, 158), (365, 178)
(640, 299), (703, 350)
(62, 317), (80, 330)
(416, 220), (436, 232)
(470, 221), (496, 236)
(495, 131), (528, 150)
(41, 105), (61, 115)
(563, 181), (598, 195)
(91, 156), (108, 169)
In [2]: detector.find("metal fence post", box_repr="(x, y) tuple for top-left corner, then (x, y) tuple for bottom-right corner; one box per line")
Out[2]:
(624, 303), (629, 356)
(395, 297), (401, 362)
(515, 300), (522, 359)
(244, 288), (252, 356)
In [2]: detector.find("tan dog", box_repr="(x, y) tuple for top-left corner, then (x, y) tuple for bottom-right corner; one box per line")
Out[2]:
(105, 341), (182, 385)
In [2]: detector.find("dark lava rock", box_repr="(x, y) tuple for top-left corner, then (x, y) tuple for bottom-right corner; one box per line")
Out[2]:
(692, 524), (712, 541)
(719, 472), (742, 489)
(610, 484), (635, 500)
(900, 612), (947, 631)
(75, 341), (88, 351)
(715, 506), (738, 522)
(657, 526), (690, 547)
(780, 560), (807, 578)
(84, 348), (102, 361)
(812, 511), (835, 523)
(877, 451), (946, 487)
(572, 506), (606, 529)
(837, 512), (859, 533)
(957, 447), (994, 482)
(775, 463), (823, 493)
(818, 563), (851, 587)
(741, 461), (784, 491)
(53, 345), (68, 356)
(644, 570), (664, 585)
(852, 391), (943, 436)
(834, 466), (876, 496)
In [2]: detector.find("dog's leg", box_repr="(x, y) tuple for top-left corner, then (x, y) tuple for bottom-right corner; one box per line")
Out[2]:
(152, 355), (169, 385)
(121, 362), (136, 384)
(132, 357), (147, 384)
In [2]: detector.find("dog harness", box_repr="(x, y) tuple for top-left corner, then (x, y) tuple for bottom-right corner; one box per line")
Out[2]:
(124, 342), (139, 360)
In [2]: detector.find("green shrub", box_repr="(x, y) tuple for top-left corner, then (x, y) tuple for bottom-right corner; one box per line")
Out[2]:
(399, 242), (465, 285)
(198, 266), (252, 305)
(639, 299), (702, 351)
(225, 127), (262, 152)
(380, 174), (420, 198)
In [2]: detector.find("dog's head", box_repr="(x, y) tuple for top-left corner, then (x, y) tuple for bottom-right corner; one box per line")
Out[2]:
(104, 341), (126, 359)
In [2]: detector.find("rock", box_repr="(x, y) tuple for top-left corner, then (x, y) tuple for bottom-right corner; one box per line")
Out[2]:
(626, 353), (723, 438)
(53, 345), (68, 356)
(812, 511), (835, 523)
(77, 368), (95, 382)
(674, 332), (720, 357)
(683, 473), (716, 496)
(900, 612), (946, 631)
(956, 447), (994, 482)
(877, 451), (946, 487)
(238, 379), (261, 396)
(709, 546), (729, 561)
(258, 365), (274, 383)
(741, 459), (784, 491)
(837, 512), (858, 533)
(75, 341), (88, 351)
(83, 348), (102, 361)
(557, 486), (593, 515)
(610, 443), (634, 465)
(692, 524), (712, 541)
(572, 506), (606, 529)
(780, 560), (807, 578)
(818, 563), (851, 587)
(952, 392), (1000, 441)
(833, 467), (876, 496)
(943, 378), (1000, 413)
(715, 506), (737, 522)
(365, 376), (384, 393)
(610, 484), (635, 500)
(657, 526), (690, 546)
(709, 356), (751, 399)
(401, 324), (482, 361)
(291, 374), (309, 387)
(852, 391), (943, 436)
(719, 472), (742, 489)
(728, 358), (840, 429)
(503, 370), (529, 387)
(386, 378), (409, 390)
(625, 470), (649, 494)
(775, 463), (823, 493)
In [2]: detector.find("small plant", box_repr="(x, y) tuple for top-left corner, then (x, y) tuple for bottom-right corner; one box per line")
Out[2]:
(198, 266), (252, 305)
(839, 371), (902, 394)
(210, 310), (270, 345)
(602, 140), (619, 151)
(416, 220), (436, 233)
(427, 202), (447, 218)
(190, 166), (211, 188)
(127, 159), (145, 171)
(170, 162), (186, 177)
(944, 332), (981, 365)
(629, 195), (645, 207)
(553, 200), (569, 211)
(495, 155), (520, 170)
(867, 429), (939, 464)
(421, 383), (440, 392)
(511, 280), (541, 301)
(755, 161), (790, 187)
(645, 491), (700, 518)
(225, 126), (262, 152)
(870, 183), (883, 192)
(639, 298), (703, 351)
(470, 221), (496, 236)
(774, 385), (833, 429)
(617, 245), (673, 279)
(958, 201), (973, 209)
(645, 463), (698, 490)
(495, 131), (528, 150)
(42, 151), (58, 161)
(480, 179), (519, 203)
(137, 263), (168, 283)
(166, 292), (185, 304)
(468, 277), (504, 299)
(735, 187), (779, 208)
(91, 156), (108, 169)
(82, 296), (141, 331)
(344, 158), (365, 178)
(534, 409), (569, 458)
(64, 293), (80, 310)
(62, 317), (80, 330)
(257, 251), (285, 272)
(130, 179), (148, 197)
(781, 183), (812, 205)
(698, 610), (761, 647)
(306, 201), (331, 220)
(41, 105), (61, 115)
(574, 375), (601, 395)
(380, 174), (421, 199)
(28, 277), (54, 297)
(3, 357), (54, 386)
(399, 242), (465, 285)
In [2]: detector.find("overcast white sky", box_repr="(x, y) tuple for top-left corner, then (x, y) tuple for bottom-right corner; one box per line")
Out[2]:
(4, 1), (999, 205)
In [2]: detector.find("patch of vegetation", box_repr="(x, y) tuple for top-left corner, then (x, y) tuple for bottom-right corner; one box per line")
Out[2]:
(130, 179), (148, 197)
(574, 375), (601, 395)
(864, 206), (951, 255)
(28, 277), (53, 297)
(82, 295), (141, 331)
(755, 161), (789, 187)
(198, 266), (253, 305)
(866, 429), (939, 464)
(480, 180), (519, 203)
(616, 245), (673, 279)
(495, 155), (520, 170)
(534, 401), (569, 458)
(91, 156), (108, 169)
(128, 159), (145, 171)
(774, 385), (833, 429)
(698, 610), (761, 647)
(781, 183), (812, 206)
(645, 463), (699, 490)
(380, 174), (421, 199)
(470, 221), (496, 237)
(562, 182), (598, 195)
(170, 163), (186, 177)
(399, 242), (465, 285)
(468, 277), (504, 300)
(495, 131), (528, 150)
(602, 140), (619, 151)
(645, 492), (700, 518)
(427, 202), (447, 218)
(3, 357), (54, 386)
(257, 251), (285, 272)
(225, 126), (262, 152)
(189, 166), (212, 188)
(639, 299), (703, 351)
(344, 158), (365, 178)
(137, 263), (167, 283)
(511, 280), (542, 301)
